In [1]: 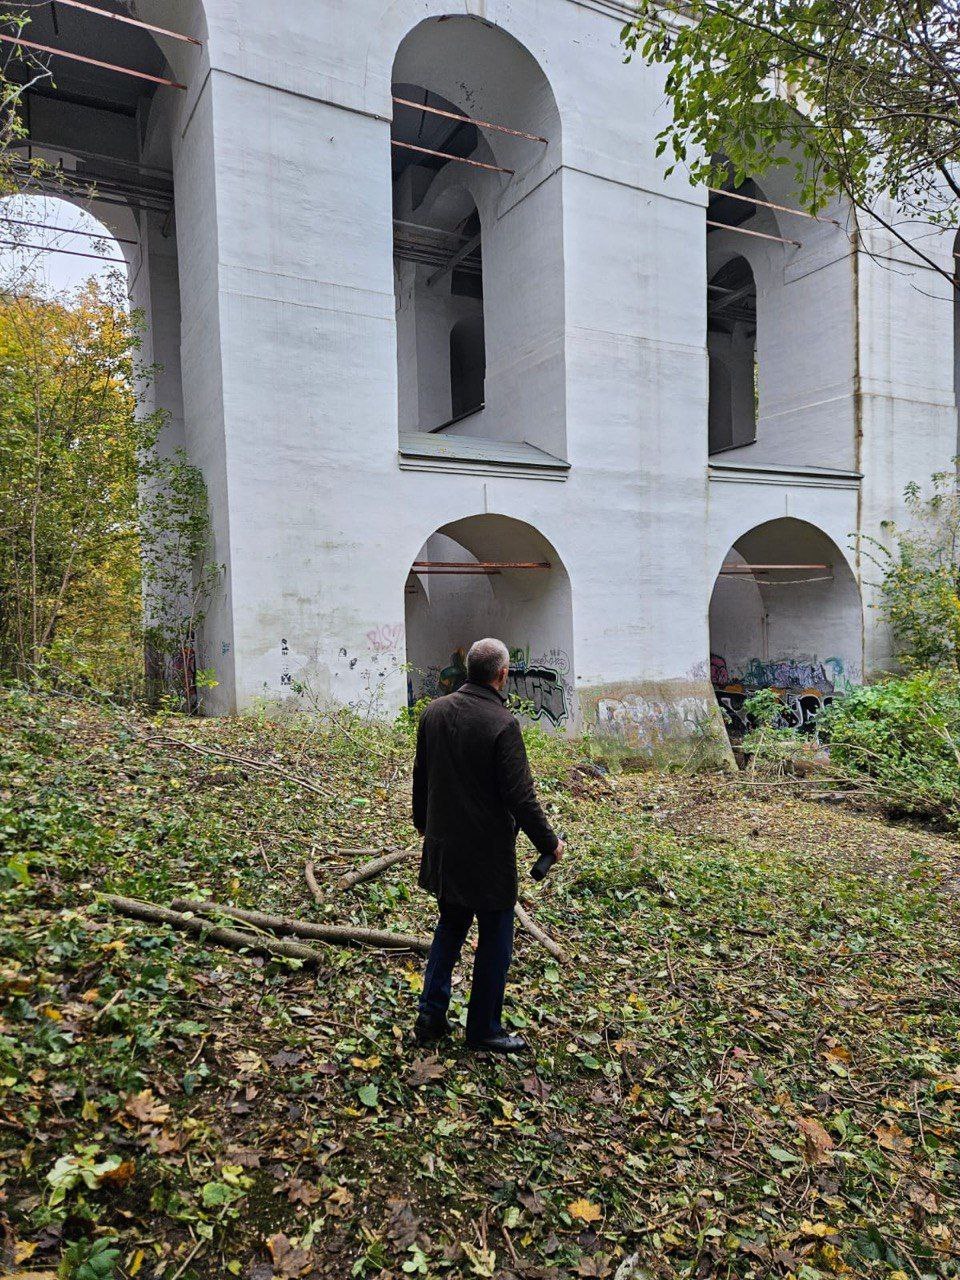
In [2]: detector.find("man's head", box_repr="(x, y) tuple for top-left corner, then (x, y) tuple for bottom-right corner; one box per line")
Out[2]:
(466, 637), (511, 691)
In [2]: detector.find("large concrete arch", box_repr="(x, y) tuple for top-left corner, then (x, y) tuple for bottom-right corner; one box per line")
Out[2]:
(706, 164), (858, 472)
(708, 517), (863, 733)
(389, 13), (566, 456)
(403, 512), (577, 730)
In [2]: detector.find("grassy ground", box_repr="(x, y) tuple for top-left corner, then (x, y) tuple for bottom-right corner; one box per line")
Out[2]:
(1, 687), (959, 1280)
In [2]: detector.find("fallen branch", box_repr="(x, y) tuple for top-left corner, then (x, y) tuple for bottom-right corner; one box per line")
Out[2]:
(172, 898), (432, 954)
(340, 848), (416, 890)
(514, 901), (566, 962)
(143, 735), (336, 801)
(304, 859), (323, 904)
(101, 895), (324, 965)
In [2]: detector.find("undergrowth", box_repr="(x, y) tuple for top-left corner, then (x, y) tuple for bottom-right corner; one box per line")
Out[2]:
(1, 687), (959, 1280)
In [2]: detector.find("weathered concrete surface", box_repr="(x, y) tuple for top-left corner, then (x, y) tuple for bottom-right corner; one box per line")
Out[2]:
(23, 0), (960, 750)
(580, 679), (735, 770)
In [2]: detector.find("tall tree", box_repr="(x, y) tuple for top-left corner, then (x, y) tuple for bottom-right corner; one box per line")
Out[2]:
(623, 1), (960, 278)
(0, 276), (146, 685)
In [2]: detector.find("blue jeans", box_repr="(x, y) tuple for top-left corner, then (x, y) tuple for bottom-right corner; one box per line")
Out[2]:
(419, 901), (515, 1043)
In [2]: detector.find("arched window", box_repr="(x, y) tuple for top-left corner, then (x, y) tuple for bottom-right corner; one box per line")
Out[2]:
(390, 16), (564, 460)
(708, 255), (757, 453)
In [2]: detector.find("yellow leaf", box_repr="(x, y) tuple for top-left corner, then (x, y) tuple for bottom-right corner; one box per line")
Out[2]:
(800, 1220), (837, 1238)
(825, 1044), (852, 1064)
(350, 1054), (381, 1071)
(42, 1006), (62, 1021)
(567, 1197), (602, 1224)
(81, 1099), (99, 1122)
(14, 1241), (38, 1263)
(128, 1248), (145, 1275)
(405, 970), (424, 994)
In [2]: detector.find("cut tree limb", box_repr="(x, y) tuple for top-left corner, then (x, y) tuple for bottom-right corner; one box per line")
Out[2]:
(172, 898), (432, 954)
(102, 895), (325, 965)
(143, 735), (336, 800)
(514, 901), (566, 962)
(339, 848), (416, 889)
(304, 859), (323, 904)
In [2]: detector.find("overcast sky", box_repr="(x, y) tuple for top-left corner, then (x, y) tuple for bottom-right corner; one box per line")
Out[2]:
(0, 194), (128, 298)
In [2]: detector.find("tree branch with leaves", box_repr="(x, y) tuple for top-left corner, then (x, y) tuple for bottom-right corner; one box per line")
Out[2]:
(623, 1), (960, 278)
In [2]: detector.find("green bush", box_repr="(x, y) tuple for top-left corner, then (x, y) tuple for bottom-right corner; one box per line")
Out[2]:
(865, 468), (960, 676)
(821, 672), (960, 826)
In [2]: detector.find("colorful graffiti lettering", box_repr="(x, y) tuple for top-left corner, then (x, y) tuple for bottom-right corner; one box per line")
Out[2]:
(712, 654), (848, 734)
(508, 644), (530, 671)
(736, 657), (844, 695)
(414, 644), (571, 725)
(439, 648), (467, 695)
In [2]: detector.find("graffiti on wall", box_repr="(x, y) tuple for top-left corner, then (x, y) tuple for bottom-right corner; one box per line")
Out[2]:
(415, 643), (571, 725)
(507, 664), (568, 726)
(595, 693), (715, 753)
(367, 623), (404, 654)
(711, 653), (849, 733)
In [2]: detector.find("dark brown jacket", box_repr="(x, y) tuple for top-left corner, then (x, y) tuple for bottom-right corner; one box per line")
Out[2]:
(412, 682), (558, 910)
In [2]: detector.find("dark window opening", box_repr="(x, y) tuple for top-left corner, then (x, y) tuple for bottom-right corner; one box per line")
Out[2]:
(450, 314), (486, 419)
(708, 254), (757, 454)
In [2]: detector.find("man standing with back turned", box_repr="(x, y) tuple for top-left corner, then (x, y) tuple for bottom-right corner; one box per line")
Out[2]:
(412, 637), (565, 1054)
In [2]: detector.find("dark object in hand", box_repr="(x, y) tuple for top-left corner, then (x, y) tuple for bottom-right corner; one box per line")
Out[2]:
(530, 849), (558, 881)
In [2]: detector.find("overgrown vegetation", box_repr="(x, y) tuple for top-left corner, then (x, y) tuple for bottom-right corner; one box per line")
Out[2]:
(0, 274), (219, 708)
(2, 688), (959, 1279)
(622, 1), (960, 275)
(822, 672), (960, 828)
(0, 278), (146, 691)
(869, 471), (960, 678)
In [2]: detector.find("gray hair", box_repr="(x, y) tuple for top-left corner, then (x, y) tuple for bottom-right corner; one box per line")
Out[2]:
(466, 637), (510, 685)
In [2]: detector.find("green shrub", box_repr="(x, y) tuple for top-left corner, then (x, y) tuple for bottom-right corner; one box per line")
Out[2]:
(821, 671), (960, 826)
(865, 468), (960, 676)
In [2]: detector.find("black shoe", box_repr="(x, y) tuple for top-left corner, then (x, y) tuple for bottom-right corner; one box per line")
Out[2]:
(467, 1032), (528, 1054)
(414, 1013), (452, 1045)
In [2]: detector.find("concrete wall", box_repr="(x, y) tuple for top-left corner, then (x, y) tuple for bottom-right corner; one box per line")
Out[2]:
(34, 0), (956, 752)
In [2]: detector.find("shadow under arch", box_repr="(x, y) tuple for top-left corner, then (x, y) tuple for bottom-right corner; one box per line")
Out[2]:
(708, 516), (863, 732)
(403, 513), (576, 730)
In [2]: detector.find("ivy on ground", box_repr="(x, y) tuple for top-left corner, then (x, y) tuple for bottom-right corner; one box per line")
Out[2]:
(1, 688), (958, 1279)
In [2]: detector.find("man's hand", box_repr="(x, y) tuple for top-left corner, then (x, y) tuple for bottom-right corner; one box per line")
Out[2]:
(553, 838), (566, 861)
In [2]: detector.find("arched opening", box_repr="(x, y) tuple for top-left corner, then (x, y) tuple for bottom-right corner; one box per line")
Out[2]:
(395, 180), (486, 431)
(391, 16), (565, 462)
(706, 169), (858, 471)
(708, 255), (757, 453)
(709, 518), (862, 733)
(706, 178), (781, 459)
(0, 0), (204, 704)
(404, 515), (575, 730)
(0, 194), (127, 298)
